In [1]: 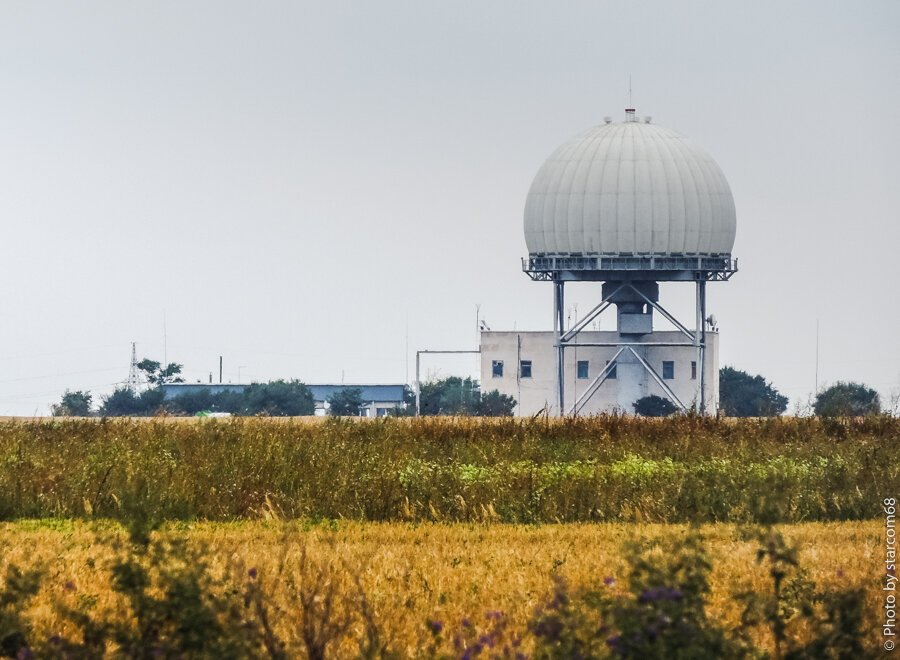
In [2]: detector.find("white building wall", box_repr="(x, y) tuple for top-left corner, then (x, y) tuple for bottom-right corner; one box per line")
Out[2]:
(479, 330), (719, 416)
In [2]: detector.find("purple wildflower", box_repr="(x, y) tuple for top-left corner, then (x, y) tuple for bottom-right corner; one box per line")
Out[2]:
(603, 576), (615, 586)
(429, 620), (443, 634)
(478, 633), (496, 648)
(639, 586), (683, 603)
(48, 636), (62, 646)
(461, 618), (471, 628)
(16, 648), (33, 660)
(606, 635), (624, 657)
(534, 619), (563, 642)
(248, 567), (258, 579)
(836, 570), (844, 578)
(64, 581), (75, 591)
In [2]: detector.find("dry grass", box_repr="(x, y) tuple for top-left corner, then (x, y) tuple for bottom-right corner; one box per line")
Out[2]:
(1, 519), (884, 657)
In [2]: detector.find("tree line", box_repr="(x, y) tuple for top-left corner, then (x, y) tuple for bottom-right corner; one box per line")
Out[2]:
(51, 359), (518, 417)
(52, 359), (884, 418)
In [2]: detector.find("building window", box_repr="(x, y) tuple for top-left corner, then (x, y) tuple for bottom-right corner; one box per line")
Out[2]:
(606, 360), (617, 379)
(492, 360), (504, 378)
(691, 361), (697, 380)
(662, 360), (674, 380)
(520, 360), (532, 378)
(577, 360), (589, 379)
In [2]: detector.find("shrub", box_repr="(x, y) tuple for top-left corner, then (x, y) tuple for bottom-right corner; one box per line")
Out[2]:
(476, 390), (517, 417)
(814, 381), (881, 417)
(51, 390), (93, 417)
(719, 366), (788, 417)
(327, 387), (364, 416)
(241, 380), (315, 416)
(633, 395), (677, 417)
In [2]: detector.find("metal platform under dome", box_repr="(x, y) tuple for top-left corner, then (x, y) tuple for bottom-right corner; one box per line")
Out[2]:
(521, 252), (738, 416)
(522, 254), (738, 282)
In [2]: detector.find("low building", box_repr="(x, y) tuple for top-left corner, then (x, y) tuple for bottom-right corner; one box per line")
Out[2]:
(308, 384), (407, 417)
(160, 382), (407, 417)
(480, 330), (719, 416)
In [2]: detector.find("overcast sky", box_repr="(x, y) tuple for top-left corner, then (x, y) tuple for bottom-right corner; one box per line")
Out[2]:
(0, 1), (897, 415)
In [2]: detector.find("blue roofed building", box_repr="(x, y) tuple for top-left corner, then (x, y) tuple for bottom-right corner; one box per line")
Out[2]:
(161, 382), (407, 417)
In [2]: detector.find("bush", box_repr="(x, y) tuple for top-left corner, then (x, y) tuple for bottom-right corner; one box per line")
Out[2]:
(51, 390), (93, 417)
(814, 381), (881, 417)
(99, 388), (144, 417)
(242, 380), (315, 416)
(530, 531), (744, 659)
(327, 387), (364, 416)
(476, 390), (517, 417)
(633, 395), (677, 417)
(719, 366), (788, 417)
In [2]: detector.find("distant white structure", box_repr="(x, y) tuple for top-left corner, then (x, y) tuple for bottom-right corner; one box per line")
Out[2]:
(481, 330), (719, 416)
(482, 109), (738, 415)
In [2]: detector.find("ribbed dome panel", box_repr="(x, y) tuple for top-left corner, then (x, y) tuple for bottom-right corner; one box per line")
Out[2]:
(523, 118), (736, 257)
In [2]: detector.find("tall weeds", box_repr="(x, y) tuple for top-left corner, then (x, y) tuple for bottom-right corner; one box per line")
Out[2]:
(0, 415), (896, 523)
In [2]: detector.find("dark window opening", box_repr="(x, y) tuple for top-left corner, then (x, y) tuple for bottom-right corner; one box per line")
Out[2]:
(577, 360), (589, 379)
(520, 360), (532, 378)
(492, 360), (504, 378)
(663, 361), (675, 380)
(606, 360), (617, 379)
(691, 361), (697, 380)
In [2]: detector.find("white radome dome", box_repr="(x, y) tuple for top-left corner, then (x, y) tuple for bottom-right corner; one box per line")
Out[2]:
(524, 112), (737, 257)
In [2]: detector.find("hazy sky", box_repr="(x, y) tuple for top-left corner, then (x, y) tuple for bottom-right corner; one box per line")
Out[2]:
(1, 1), (898, 415)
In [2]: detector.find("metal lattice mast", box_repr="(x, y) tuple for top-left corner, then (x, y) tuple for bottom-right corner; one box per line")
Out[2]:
(125, 342), (143, 393)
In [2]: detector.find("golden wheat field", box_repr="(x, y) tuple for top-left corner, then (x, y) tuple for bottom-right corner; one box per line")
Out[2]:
(1, 519), (886, 657)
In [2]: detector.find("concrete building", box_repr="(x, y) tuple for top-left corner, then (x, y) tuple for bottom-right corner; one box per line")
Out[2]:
(483, 108), (737, 415)
(480, 330), (719, 416)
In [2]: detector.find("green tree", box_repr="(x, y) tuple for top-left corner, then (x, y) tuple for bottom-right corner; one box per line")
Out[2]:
(439, 376), (480, 414)
(327, 387), (364, 416)
(633, 394), (678, 417)
(167, 389), (216, 416)
(242, 379), (315, 416)
(100, 388), (142, 417)
(100, 387), (168, 417)
(476, 389), (517, 417)
(388, 387), (416, 417)
(719, 366), (788, 417)
(137, 359), (185, 386)
(51, 390), (93, 416)
(416, 377), (480, 415)
(412, 379), (516, 416)
(814, 381), (881, 417)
